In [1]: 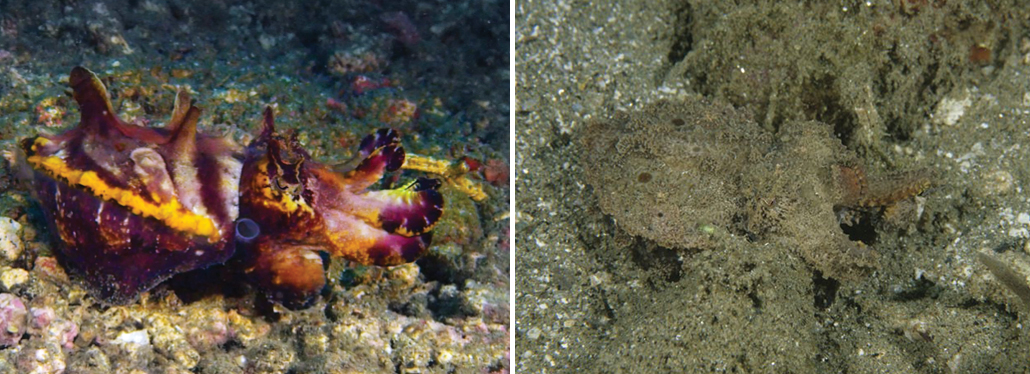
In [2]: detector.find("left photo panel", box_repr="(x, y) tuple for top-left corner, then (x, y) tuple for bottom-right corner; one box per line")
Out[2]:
(0, 0), (511, 372)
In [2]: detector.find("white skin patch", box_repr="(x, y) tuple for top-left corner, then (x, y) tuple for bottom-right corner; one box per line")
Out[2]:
(82, 134), (127, 178)
(130, 148), (176, 200)
(219, 157), (243, 221)
(168, 152), (207, 218)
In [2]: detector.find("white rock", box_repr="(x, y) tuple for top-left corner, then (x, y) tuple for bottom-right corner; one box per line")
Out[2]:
(112, 329), (152, 360)
(933, 90), (972, 126)
(0, 267), (29, 290)
(113, 330), (150, 346)
(1009, 227), (1028, 238)
(0, 217), (22, 263)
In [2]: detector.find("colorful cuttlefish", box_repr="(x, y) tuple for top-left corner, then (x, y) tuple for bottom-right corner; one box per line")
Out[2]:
(20, 66), (444, 308)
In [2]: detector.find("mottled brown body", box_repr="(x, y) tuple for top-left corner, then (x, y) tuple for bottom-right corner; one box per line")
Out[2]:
(581, 98), (935, 280)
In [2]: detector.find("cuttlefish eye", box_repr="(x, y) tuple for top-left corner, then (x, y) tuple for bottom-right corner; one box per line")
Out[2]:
(235, 218), (261, 243)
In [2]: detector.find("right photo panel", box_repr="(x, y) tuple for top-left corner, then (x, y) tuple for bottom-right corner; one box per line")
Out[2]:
(515, 1), (1030, 372)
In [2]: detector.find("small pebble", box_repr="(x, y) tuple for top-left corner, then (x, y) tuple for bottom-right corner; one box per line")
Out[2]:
(0, 217), (23, 263)
(0, 293), (27, 346)
(0, 268), (29, 290)
(526, 327), (542, 340)
(113, 330), (150, 346)
(29, 307), (55, 330)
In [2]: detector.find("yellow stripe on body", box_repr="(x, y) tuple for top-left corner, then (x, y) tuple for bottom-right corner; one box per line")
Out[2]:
(26, 139), (220, 241)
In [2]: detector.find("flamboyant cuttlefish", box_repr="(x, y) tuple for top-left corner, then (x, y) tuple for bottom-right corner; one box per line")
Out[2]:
(20, 66), (446, 308)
